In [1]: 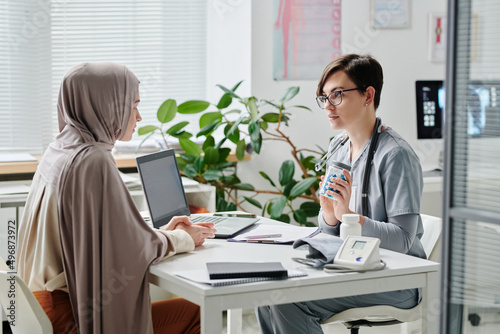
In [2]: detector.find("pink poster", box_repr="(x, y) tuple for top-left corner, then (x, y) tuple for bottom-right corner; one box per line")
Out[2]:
(273, 0), (342, 80)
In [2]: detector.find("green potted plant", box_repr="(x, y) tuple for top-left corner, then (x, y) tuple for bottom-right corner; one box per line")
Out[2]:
(138, 82), (326, 226)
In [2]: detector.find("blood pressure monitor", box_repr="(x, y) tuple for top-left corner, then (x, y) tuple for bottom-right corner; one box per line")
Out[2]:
(328, 236), (385, 272)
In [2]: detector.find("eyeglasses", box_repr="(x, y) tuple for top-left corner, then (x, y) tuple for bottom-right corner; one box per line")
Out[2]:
(316, 88), (360, 109)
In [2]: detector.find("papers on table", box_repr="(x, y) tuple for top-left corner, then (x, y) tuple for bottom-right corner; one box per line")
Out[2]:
(228, 224), (320, 244)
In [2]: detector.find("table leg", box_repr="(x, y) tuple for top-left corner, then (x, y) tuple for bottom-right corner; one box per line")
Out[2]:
(227, 308), (243, 334)
(422, 270), (440, 334)
(201, 298), (223, 334)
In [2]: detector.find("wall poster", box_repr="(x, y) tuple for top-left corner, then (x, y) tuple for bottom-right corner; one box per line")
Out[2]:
(273, 0), (342, 81)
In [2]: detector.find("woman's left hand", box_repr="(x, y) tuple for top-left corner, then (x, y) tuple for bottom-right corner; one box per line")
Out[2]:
(326, 169), (353, 221)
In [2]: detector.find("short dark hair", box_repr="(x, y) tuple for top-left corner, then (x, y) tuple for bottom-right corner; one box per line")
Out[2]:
(316, 54), (384, 110)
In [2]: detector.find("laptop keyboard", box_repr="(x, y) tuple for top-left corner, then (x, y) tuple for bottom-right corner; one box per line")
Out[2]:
(190, 216), (226, 224)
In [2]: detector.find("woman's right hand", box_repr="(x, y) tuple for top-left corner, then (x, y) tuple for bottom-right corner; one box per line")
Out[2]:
(176, 222), (216, 247)
(319, 176), (337, 226)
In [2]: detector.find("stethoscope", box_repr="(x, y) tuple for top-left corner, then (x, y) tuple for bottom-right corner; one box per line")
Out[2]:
(315, 117), (382, 216)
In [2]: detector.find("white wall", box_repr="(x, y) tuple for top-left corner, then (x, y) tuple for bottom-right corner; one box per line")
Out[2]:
(207, 0), (447, 216)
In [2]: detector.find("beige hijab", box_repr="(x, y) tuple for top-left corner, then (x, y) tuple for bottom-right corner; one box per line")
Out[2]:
(49, 62), (169, 333)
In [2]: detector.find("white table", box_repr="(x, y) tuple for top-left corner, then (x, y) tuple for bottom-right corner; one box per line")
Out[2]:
(148, 220), (440, 334)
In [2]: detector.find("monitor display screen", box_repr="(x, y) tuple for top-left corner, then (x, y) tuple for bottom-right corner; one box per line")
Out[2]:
(416, 80), (500, 139)
(415, 80), (445, 139)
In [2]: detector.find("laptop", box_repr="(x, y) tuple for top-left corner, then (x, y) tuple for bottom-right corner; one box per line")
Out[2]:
(136, 149), (259, 238)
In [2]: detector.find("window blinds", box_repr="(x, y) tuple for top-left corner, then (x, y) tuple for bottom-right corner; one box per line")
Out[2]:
(0, 0), (207, 154)
(446, 0), (500, 311)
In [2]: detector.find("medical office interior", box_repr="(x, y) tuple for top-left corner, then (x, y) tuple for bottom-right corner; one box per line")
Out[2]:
(1, 0), (499, 333)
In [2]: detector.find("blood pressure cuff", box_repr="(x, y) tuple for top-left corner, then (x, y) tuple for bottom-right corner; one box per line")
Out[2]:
(292, 233), (344, 268)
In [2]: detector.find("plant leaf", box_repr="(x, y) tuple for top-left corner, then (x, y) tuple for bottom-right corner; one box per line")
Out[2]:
(217, 84), (240, 99)
(137, 125), (159, 136)
(262, 99), (280, 108)
(261, 113), (281, 123)
(273, 214), (291, 224)
(193, 157), (204, 173)
(280, 86), (300, 102)
(218, 147), (231, 162)
(270, 195), (287, 217)
(202, 136), (215, 151)
(247, 96), (258, 121)
(259, 171), (276, 187)
(203, 169), (223, 181)
(217, 93), (232, 109)
(157, 99), (177, 123)
(290, 105), (312, 111)
(166, 121), (189, 135)
(170, 131), (193, 139)
(231, 80), (243, 92)
(215, 137), (227, 149)
(248, 120), (261, 141)
(183, 164), (199, 178)
(227, 115), (244, 137)
(224, 124), (240, 144)
(197, 121), (219, 137)
(279, 160), (295, 186)
(199, 111), (222, 128)
(236, 140), (246, 161)
(283, 180), (297, 198)
(300, 201), (321, 217)
(301, 155), (317, 171)
(179, 138), (201, 156)
(243, 196), (262, 209)
(293, 209), (308, 224)
(250, 133), (262, 154)
(289, 177), (318, 198)
(203, 147), (219, 165)
(233, 183), (255, 191)
(223, 108), (242, 116)
(227, 202), (237, 211)
(178, 100), (210, 114)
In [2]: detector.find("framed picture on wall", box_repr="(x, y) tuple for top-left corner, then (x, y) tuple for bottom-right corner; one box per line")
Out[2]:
(428, 13), (447, 62)
(371, 0), (411, 29)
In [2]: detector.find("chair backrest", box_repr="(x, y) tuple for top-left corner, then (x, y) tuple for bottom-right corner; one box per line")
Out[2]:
(420, 214), (442, 262)
(0, 257), (53, 334)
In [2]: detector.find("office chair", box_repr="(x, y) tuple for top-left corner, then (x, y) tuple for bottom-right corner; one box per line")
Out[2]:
(321, 214), (442, 333)
(0, 257), (53, 334)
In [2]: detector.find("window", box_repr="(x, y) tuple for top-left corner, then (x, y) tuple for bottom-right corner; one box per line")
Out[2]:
(0, 0), (207, 154)
(442, 0), (500, 332)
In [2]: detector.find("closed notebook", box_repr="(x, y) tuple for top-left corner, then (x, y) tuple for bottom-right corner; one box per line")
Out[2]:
(206, 262), (288, 279)
(175, 269), (307, 287)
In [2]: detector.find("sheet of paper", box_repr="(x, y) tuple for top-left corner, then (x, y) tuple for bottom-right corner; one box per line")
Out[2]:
(229, 224), (320, 244)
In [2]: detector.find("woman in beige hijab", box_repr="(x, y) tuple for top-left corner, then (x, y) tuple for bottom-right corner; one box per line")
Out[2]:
(18, 62), (215, 334)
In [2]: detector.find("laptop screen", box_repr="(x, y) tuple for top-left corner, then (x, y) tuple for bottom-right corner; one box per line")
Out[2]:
(136, 149), (191, 228)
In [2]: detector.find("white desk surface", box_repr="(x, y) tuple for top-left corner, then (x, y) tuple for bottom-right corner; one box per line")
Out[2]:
(149, 219), (440, 334)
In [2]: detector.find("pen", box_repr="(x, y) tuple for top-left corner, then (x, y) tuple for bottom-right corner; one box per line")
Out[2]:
(245, 234), (282, 239)
(246, 239), (278, 243)
(213, 213), (257, 218)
